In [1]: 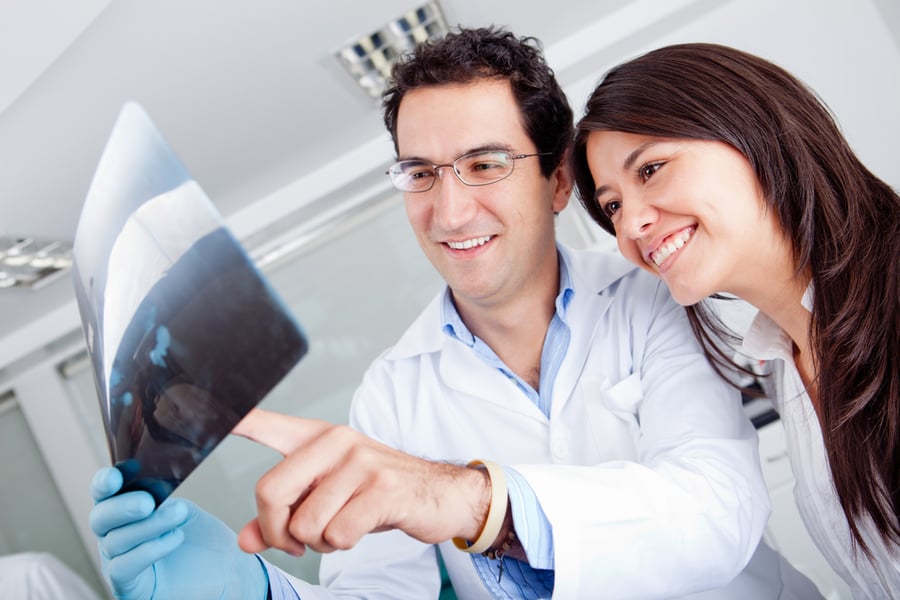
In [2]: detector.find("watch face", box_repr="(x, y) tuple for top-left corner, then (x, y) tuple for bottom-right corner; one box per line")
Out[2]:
(73, 103), (308, 505)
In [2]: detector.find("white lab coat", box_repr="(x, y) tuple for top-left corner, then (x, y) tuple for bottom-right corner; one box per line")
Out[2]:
(281, 246), (791, 599)
(0, 552), (100, 600)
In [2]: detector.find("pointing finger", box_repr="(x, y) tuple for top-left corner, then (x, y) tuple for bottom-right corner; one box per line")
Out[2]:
(231, 408), (331, 456)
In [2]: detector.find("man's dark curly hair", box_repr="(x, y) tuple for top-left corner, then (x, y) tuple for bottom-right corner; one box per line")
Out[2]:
(382, 26), (573, 177)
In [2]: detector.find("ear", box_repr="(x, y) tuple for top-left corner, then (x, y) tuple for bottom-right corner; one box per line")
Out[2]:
(550, 149), (573, 214)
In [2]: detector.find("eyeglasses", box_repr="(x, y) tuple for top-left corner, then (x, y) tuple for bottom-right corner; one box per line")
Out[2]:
(386, 150), (550, 193)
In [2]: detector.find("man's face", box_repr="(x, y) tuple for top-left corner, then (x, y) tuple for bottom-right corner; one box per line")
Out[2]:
(395, 79), (570, 312)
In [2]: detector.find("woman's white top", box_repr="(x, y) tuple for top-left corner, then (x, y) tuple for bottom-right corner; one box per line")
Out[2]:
(741, 291), (899, 599)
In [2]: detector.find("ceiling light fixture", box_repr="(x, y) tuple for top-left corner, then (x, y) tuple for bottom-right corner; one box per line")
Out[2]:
(0, 236), (73, 290)
(335, 1), (449, 101)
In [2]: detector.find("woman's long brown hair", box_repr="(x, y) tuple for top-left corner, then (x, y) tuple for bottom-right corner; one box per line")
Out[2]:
(572, 43), (900, 556)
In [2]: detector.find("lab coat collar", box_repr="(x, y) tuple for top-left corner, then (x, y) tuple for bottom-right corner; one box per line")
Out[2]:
(386, 243), (634, 360)
(439, 243), (576, 348)
(385, 243), (636, 418)
(385, 291), (447, 360)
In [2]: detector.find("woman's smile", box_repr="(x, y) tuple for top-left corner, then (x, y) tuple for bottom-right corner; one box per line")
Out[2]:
(647, 225), (695, 268)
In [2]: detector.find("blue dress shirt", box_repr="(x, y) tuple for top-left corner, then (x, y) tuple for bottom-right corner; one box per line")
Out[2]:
(440, 245), (574, 598)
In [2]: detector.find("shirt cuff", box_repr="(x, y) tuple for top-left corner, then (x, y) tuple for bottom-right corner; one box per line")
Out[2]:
(259, 557), (303, 600)
(505, 466), (555, 570)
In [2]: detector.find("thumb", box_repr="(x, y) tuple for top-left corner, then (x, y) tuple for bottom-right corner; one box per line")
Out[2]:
(237, 518), (267, 553)
(238, 517), (307, 557)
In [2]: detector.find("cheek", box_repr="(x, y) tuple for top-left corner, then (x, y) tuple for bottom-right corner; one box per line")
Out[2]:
(616, 233), (648, 271)
(403, 198), (429, 233)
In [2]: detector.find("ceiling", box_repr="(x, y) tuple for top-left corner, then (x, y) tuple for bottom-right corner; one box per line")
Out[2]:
(1, 0), (898, 373)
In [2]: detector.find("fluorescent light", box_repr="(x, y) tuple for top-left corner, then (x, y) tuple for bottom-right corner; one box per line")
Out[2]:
(334, 1), (449, 101)
(0, 236), (73, 290)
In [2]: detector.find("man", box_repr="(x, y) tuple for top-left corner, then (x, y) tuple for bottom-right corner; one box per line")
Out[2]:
(90, 27), (811, 599)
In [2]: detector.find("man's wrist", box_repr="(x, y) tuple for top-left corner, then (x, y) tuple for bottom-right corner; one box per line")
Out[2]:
(453, 460), (507, 554)
(485, 504), (526, 562)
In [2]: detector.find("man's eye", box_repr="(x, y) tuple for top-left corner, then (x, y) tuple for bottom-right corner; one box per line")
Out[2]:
(602, 200), (621, 218)
(470, 160), (505, 172)
(638, 162), (662, 181)
(407, 168), (434, 180)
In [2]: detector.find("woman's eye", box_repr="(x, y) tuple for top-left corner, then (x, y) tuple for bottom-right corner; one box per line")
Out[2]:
(602, 200), (621, 218)
(638, 162), (662, 182)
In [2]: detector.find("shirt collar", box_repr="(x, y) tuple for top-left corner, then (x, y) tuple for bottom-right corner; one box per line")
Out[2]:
(742, 282), (814, 361)
(441, 243), (575, 346)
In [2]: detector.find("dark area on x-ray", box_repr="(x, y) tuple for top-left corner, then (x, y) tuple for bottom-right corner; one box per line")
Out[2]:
(103, 227), (307, 505)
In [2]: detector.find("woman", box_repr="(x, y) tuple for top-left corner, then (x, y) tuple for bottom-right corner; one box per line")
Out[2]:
(571, 42), (899, 597)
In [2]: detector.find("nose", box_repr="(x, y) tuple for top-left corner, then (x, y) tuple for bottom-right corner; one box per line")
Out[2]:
(619, 195), (658, 240)
(432, 167), (477, 230)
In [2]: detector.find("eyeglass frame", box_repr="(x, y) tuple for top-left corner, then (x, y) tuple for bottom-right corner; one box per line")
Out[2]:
(385, 149), (552, 193)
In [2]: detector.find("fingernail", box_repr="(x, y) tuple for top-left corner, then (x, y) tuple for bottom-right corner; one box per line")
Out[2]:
(126, 493), (155, 518)
(158, 500), (188, 522)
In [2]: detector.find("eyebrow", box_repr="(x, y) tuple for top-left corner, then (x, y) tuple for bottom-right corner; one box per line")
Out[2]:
(397, 142), (512, 163)
(594, 140), (662, 201)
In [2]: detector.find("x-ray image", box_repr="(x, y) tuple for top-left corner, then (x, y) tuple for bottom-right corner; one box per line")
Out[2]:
(72, 103), (308, 505)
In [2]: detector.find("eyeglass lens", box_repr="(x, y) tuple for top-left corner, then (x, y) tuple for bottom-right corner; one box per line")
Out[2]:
(390, 150), (514, 192)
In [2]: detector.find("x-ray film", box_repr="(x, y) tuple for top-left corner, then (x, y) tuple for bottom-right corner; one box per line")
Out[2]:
(72, 103), (308, 505)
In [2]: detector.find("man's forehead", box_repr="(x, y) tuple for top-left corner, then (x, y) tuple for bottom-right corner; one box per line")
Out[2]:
(394, 80), (528, 160)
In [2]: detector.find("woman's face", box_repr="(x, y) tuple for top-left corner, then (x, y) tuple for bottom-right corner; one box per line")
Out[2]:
(584, 131), (786, 305)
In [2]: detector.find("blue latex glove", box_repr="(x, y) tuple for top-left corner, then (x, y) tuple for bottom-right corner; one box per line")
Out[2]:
(90, 467), (268, 600)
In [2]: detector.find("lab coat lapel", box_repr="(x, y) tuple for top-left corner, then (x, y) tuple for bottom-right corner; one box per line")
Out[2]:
(390, 249), (634, 423)
(550, 288), (612, 419)
(550, 247), (633, 420)
(438, 335), (549, 422)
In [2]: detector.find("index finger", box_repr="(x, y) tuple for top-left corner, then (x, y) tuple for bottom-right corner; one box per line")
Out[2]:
(231, 408), (332, 456)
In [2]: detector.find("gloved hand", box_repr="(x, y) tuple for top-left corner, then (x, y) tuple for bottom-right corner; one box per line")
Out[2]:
(89, 467), (268, 600)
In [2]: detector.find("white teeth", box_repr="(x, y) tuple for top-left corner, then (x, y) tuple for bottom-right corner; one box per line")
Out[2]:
(651, 228), (693, 266)
(447, 235), (493, 250)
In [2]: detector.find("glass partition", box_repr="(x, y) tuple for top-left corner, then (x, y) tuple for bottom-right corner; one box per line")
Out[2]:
(0, 391), (106, 598)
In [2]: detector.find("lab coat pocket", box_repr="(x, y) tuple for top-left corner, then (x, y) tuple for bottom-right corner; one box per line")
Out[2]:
(581, 373), (644, 461)
(600, 373), (643, 425)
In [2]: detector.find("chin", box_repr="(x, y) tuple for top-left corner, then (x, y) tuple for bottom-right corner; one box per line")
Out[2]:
(666, 282), (708, 307)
